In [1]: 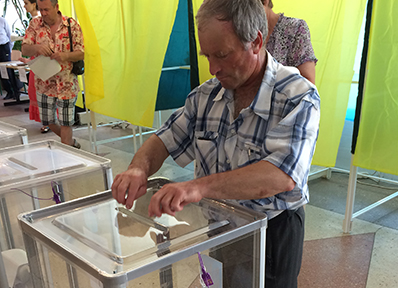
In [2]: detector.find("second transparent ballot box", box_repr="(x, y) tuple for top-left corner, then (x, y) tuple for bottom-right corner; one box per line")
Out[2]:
(19, 178), (268, 288)
(0, 140), (112, 256)
(0, 120), (28, 149)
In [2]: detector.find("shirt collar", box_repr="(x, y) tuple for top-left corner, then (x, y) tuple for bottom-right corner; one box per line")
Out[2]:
(213, 87), (225, 101)
(39, 11), (68, 28)
(250, 51), (278, 121)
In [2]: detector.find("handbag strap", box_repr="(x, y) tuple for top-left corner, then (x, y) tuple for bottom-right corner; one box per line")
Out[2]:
(67, 18), (73, 52)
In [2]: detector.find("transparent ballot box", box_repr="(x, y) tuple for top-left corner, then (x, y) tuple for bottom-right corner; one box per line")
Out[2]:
(0, 120), (28, 149)
(0, 140), (112, 288)
(19, 178), (267, 288)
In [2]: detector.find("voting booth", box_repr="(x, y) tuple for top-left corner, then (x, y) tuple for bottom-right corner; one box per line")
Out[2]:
(0, 140), (112, 288)
(0, 120), (28, 149)
(19, 178), (267, 288)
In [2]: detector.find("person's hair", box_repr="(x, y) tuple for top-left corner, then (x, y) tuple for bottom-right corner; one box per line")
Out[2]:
(38, 0), (57, 6)
(260, 0), (274, 9)
(27, 0), (38, 10)
(196, 0), (268, 47)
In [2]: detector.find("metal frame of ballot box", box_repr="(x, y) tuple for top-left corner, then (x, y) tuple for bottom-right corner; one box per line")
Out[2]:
(19, 178), (267, 288)
(0, 120), (28, 147)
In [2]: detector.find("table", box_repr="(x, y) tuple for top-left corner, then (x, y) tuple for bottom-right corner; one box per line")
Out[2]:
(0, 60), (29, 106)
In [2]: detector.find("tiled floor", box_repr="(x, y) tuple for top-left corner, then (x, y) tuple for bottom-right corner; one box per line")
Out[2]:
(299, 233), (375, 288)
(1, 97), (398, 287)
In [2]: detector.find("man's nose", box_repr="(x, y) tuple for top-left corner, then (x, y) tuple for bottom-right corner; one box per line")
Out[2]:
(208, 58), (221, 76)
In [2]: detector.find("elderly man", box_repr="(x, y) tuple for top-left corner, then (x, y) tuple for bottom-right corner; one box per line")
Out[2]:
(21, 0), (84, 148)
(112, 0), (320, 287)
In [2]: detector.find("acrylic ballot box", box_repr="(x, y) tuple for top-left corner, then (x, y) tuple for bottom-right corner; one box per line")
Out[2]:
(19, 178), (267, 288)
(0, 120), (28, 149)
(0, 140), (112, 288)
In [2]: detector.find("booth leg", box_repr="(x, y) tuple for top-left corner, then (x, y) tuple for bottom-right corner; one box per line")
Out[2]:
(343, 156), (358, 233)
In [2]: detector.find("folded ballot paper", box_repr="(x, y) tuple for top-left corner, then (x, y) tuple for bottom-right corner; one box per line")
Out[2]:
(28, 55), (61, 81)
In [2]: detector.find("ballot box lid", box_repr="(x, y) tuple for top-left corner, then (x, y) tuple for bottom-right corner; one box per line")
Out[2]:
(0, 120), (27, 140)
(18, 177), (267, 284)
(0, 140), (111, 192)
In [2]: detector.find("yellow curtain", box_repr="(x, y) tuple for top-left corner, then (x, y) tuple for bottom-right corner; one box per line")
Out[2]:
(58, 0), (71, 16)
(66, 0), (366, 163)
(73, 0), (179, 127)
(273, 0), (366, 166)
(353, 0), (398, 175)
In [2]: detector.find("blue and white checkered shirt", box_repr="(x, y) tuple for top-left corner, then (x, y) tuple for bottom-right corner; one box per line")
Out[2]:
(156, 52), (320, 219)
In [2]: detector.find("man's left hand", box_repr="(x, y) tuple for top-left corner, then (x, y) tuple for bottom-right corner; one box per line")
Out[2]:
(148, 181), (203, 217)
(50, 52), (67, 63)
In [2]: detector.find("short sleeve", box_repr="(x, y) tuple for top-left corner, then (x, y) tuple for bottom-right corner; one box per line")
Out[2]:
(289, 20), (318, 67)
(156, 88), (199, 167)
(70, 19), (84, 53)
(22, 19), (39, 46)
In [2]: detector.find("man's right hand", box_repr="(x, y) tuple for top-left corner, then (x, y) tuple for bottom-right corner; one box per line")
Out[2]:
(35, 44), (53, 57)
(111, 167), (148, 209)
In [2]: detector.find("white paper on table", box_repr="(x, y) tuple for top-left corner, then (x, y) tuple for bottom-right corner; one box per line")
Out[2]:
(28, 55), (61, 81)
(18, 68), (27, 83)
(0, 65), (8, 79)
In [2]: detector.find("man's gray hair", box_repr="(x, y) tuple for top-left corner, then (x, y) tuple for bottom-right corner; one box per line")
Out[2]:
(196, 0), (268, 47)
(39, 0), (58, 6)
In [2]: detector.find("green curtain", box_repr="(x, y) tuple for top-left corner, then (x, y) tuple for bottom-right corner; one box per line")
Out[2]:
(353, 0), (398, 175)
(73, 0), (178, 127)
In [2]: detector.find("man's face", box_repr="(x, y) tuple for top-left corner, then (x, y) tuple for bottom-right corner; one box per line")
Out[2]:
(198, 17), (259, 90)
(38, 0), (58, 26)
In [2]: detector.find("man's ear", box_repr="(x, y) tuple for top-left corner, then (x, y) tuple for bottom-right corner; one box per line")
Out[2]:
(252, 31), (263, 54)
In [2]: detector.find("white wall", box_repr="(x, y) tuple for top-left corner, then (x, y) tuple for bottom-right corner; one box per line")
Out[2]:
(0, 0), (28, 34)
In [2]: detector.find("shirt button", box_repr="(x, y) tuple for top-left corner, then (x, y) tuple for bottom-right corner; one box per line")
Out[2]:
(226, 159), (230, 164)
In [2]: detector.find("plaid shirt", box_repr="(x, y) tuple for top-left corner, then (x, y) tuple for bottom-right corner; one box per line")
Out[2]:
(23, 13), (84, 100)
(157, 52), (320, 219)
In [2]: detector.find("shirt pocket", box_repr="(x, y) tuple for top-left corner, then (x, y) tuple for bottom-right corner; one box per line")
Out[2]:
(238, 141), (263, 167)
(194, 131), (219, 177)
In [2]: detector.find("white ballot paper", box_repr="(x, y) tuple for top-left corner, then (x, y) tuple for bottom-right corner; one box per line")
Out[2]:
(18, 68), (28, 83)
(0, 65), (8, 79)
(28, 55), (61, 81)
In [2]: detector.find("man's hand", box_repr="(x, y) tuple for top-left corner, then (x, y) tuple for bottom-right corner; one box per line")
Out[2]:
(111, 168), (148, 209)
(50, 52), (67, 63)
(148, 181), (204, 217)
(35, 44), (53, 57)
(18, 57), (29, 64)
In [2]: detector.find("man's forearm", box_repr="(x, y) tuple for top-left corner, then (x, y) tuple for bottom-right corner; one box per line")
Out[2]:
(66, 51), (84, 62)
(195, 160), (296, 201)
(128, 134), (170, 178)
(21, 44), (37, 57)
